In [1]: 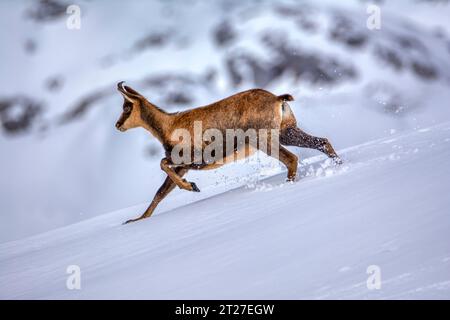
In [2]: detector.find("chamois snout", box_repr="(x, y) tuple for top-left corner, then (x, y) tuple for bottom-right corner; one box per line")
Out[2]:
(115, 121), (126, 132)
(116, 81), (138, 132)
(115, 111), (130, 131)
(115, 102), (134, 132)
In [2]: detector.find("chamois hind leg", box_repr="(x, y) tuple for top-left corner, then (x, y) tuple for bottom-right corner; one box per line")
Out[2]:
(160, 158), (200, 192)
(280, 127), (342, 164)
(278, 146), (299, 181)
(124, 167), (189, 224)
(260, 142), (299, 182)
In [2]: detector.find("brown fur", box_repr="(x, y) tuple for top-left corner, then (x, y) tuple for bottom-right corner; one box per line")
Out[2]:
(116, 82), (341, 223)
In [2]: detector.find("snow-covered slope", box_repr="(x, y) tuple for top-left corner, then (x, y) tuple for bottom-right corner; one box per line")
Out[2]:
(2, 0), (450, 242)
(1, 122), (450, 299)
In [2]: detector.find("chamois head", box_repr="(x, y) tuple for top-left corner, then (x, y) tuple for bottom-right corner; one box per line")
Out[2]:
(115, 81), (144, 132)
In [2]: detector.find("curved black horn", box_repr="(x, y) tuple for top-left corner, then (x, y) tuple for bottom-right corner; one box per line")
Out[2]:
(117, 81), (142, 100)
(117, 81), (127, 93)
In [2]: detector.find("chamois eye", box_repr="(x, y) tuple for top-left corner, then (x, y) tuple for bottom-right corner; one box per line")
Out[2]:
(124, 105), (132, 113)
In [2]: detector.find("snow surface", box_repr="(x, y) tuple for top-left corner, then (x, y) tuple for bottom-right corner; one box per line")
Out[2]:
(2, 0), (450, 242)
(1, 122), (450, 299)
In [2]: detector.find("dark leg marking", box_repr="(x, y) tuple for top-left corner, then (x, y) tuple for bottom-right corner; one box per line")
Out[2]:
(280, 127), (342, 163)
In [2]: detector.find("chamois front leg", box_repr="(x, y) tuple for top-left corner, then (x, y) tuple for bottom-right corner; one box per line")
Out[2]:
(160, 158), (200, 192)
(124, 168), (189, 224)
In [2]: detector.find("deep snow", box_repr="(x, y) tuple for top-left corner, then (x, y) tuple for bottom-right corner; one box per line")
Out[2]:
(1, 122), (449, 299)
(2, 0), (450, 242)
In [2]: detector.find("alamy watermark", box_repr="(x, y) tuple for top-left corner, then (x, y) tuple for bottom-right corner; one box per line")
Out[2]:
(366, 265), (381, 290)
(66, 5), (81, 30)
(66, 265), (81, 290)
(366, 4), (381, 30)
(170, 121), (280, 166)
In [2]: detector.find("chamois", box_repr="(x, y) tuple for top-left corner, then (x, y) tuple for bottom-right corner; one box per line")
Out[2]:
(115, 82), (341, 224)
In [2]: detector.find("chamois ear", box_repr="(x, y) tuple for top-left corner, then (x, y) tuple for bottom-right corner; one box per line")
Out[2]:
(117, 81), (142, 102)
(123, 85), (144, 97)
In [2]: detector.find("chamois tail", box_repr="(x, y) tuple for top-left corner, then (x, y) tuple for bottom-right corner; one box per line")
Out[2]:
(278, 94), (294, 102)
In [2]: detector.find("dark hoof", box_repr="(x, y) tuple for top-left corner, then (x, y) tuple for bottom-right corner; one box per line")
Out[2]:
(333, 157), (343, 165)
(286, 174), (297, 182)
(123, 218), (140, 225)
(190, 182), (200, 192)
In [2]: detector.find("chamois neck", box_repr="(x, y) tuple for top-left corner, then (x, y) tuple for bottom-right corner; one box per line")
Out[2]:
(139, 101), (171, 143)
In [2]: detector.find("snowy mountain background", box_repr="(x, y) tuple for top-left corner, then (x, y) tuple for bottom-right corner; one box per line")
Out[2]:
(1, 0), (450, 299)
